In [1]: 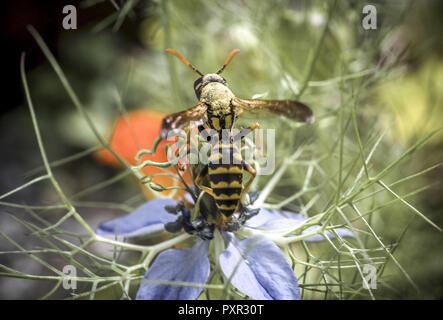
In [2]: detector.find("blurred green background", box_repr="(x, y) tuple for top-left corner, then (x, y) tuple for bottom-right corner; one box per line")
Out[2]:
(0, 0), (442, 299)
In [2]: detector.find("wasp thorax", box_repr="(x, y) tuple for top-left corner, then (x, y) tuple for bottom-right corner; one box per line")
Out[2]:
(198, 74), (235, 116)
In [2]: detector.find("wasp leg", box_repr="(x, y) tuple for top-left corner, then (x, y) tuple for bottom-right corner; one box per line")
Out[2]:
(176, 136), (199, 172)
(194, 165), (216, 198)
(232, 122), (262, 159)
(232, 122), (260, 141)
(186, 127), (191, 147)
(240, 160), (256, 201)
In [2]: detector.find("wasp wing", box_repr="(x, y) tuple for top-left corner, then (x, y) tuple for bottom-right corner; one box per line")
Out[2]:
(232, 97), (314, 123)
(161, 102), (207, 139)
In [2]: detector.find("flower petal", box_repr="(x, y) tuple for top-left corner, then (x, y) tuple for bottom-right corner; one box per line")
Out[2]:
(245, 208), (305, 228)
(96, 198), (178, 238)
(248, 218), (304, 232)
(219, 234), (300, 300)
(301, 225), (355, 242)
(136, 240), (210, 300)
(183, 193), (195, 205)
(246, 208), (355, 242)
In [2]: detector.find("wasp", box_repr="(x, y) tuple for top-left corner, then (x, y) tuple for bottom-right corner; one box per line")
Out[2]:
(161, 49), (314, 223)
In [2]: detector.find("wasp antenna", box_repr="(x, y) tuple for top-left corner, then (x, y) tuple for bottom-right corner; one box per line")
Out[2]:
(216, 49), (240, 74)
(165, 49), (204, 76)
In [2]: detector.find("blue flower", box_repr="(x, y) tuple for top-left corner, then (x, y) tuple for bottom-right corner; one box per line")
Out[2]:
(136, 238), (210, 300)
(96, 198), (178, 238)
(96, 197), (354, 300)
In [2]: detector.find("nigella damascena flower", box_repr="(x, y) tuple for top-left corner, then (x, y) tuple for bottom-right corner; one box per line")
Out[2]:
(96, 197), (354, 300)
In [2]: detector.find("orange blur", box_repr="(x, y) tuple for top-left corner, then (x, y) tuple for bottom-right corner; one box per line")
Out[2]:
(94, 109), (191, 200)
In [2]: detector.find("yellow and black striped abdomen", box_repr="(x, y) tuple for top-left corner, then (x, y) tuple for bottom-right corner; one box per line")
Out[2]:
(208, 143), (243, 217)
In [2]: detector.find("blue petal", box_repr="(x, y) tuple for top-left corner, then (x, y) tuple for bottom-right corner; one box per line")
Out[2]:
(136, 240), (210, 300)
(246, 208), (355, 242)
(245, 208), (305, 228)
(183, 193), (194, 205)
(96, 198), (178, 238)
(219, 234), (300, 300)
(301, 225), (355, 242)
(248, 218), (304, 232)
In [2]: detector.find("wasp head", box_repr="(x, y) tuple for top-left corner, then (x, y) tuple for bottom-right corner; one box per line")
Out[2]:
(193, 74), (227, 99)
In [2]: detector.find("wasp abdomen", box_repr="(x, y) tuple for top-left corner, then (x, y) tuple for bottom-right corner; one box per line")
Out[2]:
(208, 143), (243, 217)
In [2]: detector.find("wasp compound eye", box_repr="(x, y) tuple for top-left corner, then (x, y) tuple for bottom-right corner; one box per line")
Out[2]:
(193, 77), (203, 99)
